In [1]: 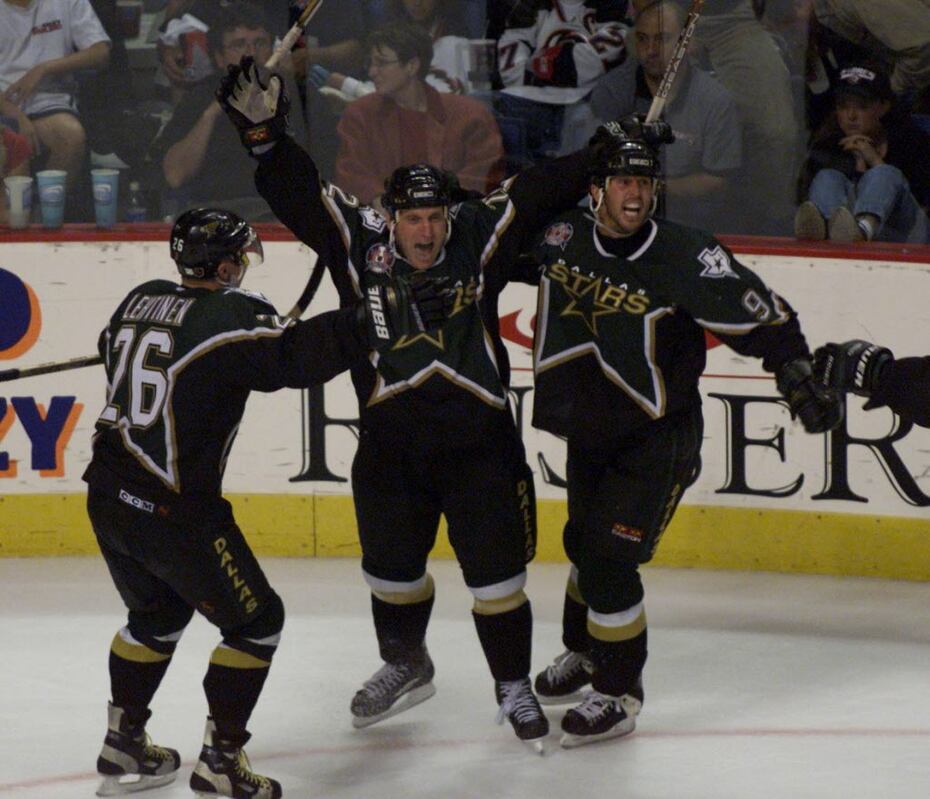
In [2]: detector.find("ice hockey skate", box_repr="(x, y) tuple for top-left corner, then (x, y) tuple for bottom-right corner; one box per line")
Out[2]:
(95, 702), (180, 796)
(189, 718), (281, 799)
(495, 677), (549, 754)
(350, 644), (436, 728)
(533, 649), (593, 705)
(559, 685), (643, 748)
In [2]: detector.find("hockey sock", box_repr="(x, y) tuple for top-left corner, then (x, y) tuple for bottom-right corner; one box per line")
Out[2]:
(371, 578), (435, 662)
(589, 628), (648, 698)
(472, 595), (532, 682)
(563, 574), (590, 654)
(108, 627), (177, 727)
(203, 645), (273, 747)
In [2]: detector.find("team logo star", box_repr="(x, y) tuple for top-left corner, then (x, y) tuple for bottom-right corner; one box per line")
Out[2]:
(559, 276), (619, 336)
(393, 329), (446, 351)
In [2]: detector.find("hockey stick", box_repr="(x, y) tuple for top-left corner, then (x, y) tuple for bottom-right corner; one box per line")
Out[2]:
(265, 0), (324, 70)
(644, 0), (706, 124)
(0, 354), (103, 383)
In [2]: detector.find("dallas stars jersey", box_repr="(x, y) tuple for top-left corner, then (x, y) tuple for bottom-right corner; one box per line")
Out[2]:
(498, 0), (628, 104)
(532, 210), (811, 443)
(255, 136), (592, 443)
(84, 279), (367, 496)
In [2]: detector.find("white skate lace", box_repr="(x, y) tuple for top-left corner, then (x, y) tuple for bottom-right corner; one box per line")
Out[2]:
(233, 749), (273, 790)
(141, 733), (174, 764)
(496, 679), (542, 725)
(544, 650), (589, 684)
(361, 661), (414, 698)
(572, 691), (618, 722)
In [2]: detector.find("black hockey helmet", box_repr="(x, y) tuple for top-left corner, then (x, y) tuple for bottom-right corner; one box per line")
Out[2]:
(170, 208), (263, 279)
(589, 136), (661, 187)
(382, 164), (457, 214)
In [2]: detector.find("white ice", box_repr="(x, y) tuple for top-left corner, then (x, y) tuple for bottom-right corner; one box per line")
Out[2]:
(1, 558), (929, 799)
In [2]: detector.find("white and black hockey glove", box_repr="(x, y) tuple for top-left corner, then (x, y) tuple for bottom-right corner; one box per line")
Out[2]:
(590, 114), (675, 149)
(358, 273), (455, 351)
(216, 55), (290, 153)
(813, 339), (893, 398)
(776, 357), (844, 433)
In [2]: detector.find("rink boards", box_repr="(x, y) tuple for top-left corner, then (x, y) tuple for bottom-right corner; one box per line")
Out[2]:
(1, 228), (928, 578)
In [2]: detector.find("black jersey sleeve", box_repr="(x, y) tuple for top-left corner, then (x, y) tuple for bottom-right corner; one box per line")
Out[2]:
(869, 356), (930, 428)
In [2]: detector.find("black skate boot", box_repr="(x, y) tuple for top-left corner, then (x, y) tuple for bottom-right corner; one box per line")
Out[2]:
(350, 644), (436, 728)
(559, 682), (644, 748)
(96, 702), (180, 796)
(533, 650), (593, 705)
(189, 718), (281, 799)
(495, 677), (549, 754)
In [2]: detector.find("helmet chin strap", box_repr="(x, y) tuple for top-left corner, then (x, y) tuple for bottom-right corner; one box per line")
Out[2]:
(216, 259), (247, 289)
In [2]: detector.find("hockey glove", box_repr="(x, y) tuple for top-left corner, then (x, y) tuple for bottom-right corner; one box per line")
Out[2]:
(589, 114), (675, 150)
(813, 340), (893, 398)
(216, 55), (290, 153)
(359, 274), (455, 351)
(776, 357), (844, 433)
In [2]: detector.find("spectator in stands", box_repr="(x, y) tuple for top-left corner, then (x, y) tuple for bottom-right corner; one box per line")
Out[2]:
(591, 0), (742, 232)
(646, 0), (798, 234)
(812, 0), (930, 98)
(154, 2), (306, 220)
(1, 121), (34, 226)
(334, 22), (504, 207)
(795, 63), (930, 243)
(0, 0), (110, 210)
(495, 0), (627, 164)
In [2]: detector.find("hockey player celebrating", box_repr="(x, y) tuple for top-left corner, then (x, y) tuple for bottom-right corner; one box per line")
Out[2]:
(528, 131), (844, 747)
(213, 53), (636, 751)
(814, 340), (930, 428)
(86, 208), (451, 798)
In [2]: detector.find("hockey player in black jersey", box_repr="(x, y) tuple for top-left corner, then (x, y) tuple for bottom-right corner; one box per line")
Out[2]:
(528, 132), (844, 747)
(85, 208), (451, 798)
(815, 340), (930, 428)
(214, 55), (624, 751)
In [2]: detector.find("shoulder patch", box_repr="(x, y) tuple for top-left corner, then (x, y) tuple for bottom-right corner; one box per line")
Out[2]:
(544, 221), (574, 249)
(359, 205), (387, 233)
(365, 243), (395, 275)
(697, 245), (737, 279)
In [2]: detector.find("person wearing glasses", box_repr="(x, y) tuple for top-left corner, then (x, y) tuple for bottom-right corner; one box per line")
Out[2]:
(152, 2), (306, 221)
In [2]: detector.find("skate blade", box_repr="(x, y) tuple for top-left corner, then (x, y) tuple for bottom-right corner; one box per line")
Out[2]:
(351, 682), (437, 729)
(537, 688), (590, 706)
(522, 737), (546, 756)
(559, 718), (636, 749)
(96, 771), (177, 796)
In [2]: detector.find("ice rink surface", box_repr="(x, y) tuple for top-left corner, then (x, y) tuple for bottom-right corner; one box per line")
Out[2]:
(2, 557), (929, 799)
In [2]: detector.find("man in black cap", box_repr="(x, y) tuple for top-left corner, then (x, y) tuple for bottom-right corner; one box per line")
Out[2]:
(795, 63), (930, 243)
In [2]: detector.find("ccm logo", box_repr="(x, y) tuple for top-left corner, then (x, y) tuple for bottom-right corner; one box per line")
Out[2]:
(119, 488), (154, 514)
(367, 286), (390, 340)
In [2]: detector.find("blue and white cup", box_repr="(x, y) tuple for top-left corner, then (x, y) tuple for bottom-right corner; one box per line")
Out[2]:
(3, 175), (33, 229)
(91, 168), (120, 228)
(36, 170), (67, 228)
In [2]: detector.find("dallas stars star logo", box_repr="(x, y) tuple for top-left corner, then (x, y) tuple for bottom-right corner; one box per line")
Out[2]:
(392, 330), (446, 350)
(559, 276), (619, 336)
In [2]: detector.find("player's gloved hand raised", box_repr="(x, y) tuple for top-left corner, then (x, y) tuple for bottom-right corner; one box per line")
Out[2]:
(589, 114), (675, 150)
(216, 55), (290, 153)
(359, 273), (456, 350)
(813, 340), (893, 398)
(776, 357), (844, 433)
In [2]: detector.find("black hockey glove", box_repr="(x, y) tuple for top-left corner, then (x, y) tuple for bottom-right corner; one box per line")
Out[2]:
(589, 114), (675, 150)
(776, 357), (844, 433)
(358, 273), (455, 350)
(813, 340), (893, 398)
(216, 56), (290, 153)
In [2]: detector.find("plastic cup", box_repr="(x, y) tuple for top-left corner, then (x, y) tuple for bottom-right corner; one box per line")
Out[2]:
(3, 175), (33, 229)
(35, 170), (67, 228)
(116, 0), (143, 38)
(91, 168), (120, 228)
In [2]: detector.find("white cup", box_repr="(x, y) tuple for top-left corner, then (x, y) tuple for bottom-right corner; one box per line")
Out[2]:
(4, 175), (34, 229)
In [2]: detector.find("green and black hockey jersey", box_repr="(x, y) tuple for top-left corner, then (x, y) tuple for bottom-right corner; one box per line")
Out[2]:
(255, 136), (592, 443)
(85, 279), (368, 496)
(531, 210), (812, 444)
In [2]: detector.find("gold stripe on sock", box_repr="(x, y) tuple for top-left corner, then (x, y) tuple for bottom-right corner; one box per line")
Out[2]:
(588, 611), (647, 643)
(473, 589), (528, 616)
(373, 574), (435, 605)
(209, 646), (270, 670)
(110, 632), (171, 664)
